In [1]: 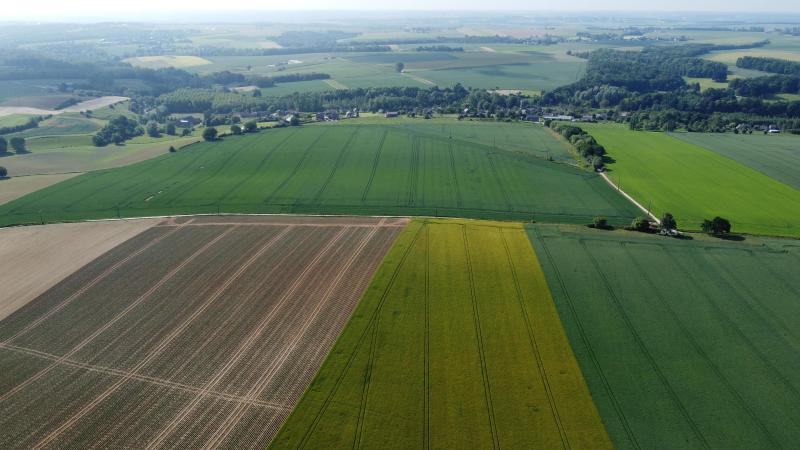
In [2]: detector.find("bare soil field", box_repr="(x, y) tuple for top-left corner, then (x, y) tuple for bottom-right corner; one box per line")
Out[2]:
(0, 96), (128, 117)
(0, 173), (80, 206)
(0, 218), (159, 321)
(0, 215), (406, 448)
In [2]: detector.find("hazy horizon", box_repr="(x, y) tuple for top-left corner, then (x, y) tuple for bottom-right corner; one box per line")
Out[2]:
(3, 0), (800, 22)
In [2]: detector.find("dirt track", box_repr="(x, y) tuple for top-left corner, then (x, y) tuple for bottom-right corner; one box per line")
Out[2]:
(0, 215), (407, 449)
(0, 219), (159, 321)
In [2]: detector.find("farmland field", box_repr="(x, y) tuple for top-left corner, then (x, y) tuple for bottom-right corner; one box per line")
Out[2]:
(0, 121), (640, 227)
(583, 123), (800, 237)
(0, 218), (159, 320)
(272, 219), (611, 448)
(671, 132), (800, 190)
(121, 55), (213, 69)
(0, 215), (405, 448)
(529, 224), (800, 449)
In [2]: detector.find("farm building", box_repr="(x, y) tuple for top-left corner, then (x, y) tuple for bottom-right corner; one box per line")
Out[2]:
(385, 111), (399, 118)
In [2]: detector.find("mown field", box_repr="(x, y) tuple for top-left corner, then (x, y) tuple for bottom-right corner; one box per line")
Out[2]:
(529, 224), (800, 449)
(671, 132), (800, 190)
(0, 215), (404, 448)
(583, 123), (800, 237)
(272, 219), (611, 449)
(0, 121), (639, 226)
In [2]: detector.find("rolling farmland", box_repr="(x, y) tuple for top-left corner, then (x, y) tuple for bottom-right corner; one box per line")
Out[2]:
(584, 123), (800, 237)
(272, 219), (611, 449)
(529, 224), (800, 449)
(0, 215), (405, 448)
(0, 121), (640, 227)
(671, 132), (800, 190)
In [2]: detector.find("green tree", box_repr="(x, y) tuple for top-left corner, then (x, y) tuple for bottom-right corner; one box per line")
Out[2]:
(289, 115), (300, 126)
(181, 128), (192, 136)
(661, 213), (677, 231)
(0, 136), (7, 153)
(166, 123), (177, 135)
(593, 216), (609, 229)
(252, 89), (262, 97)
(395, 62), (405, 73)
(231, 124), (242, 135)
(146, 121), (161, 138)
(10, 137), (26, 153)
(0, 166), (7, 178)
(701, 216), (732, 235)
(202, 127), (218, 141)
(243, 120), (258, 133)
(168, 146), (176, 153)
(630, 216), (650, 232)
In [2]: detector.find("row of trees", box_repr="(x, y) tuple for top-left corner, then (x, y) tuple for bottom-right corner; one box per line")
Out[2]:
(0, 136), (26, 153)
(736, 56), (800, 76)
(0, 115), (47, 135)
(547, 122), (606, 170)
(92, 116), (143, 146)
(157, 84), (537, 115)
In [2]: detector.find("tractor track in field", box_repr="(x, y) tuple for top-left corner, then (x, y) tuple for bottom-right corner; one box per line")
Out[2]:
(146, 227), (348, 449)
(579, 239), (710, 449)
(1, 225), (182, 345)
(313, 127), (359, 204)
(407, 136), (420, 207)
(0, 343), (289, 411)
(28, 225), (311, 448)
(622, 242), (781, 449)
(448, 142), (463, 208)
(486, 154), (512, 212)
(218, 129), (299, 204)
(263, 128), (331, 205)
(163, 136), (262, 206)
(461, 225), (499, 450)
(500, 229), (570, 450)
(530, 227), (641, 450)
(360, 129), (388, 203)
(202, 226), (381, 449)
(0, 224), (229, 406)
(297, 224), (425, 449)
(704, 251), (800, 348)
(665, 248), (800, 437)
(423, 225), (431, 450)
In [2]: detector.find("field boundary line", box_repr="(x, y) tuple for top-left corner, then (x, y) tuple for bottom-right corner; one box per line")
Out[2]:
(264, 127), (331, 204)
(407, 136), (420, 207)
(622, 243), (779, 448)
(530, 227), (641, 449)
(599, 172), (659, 223)
(313, 126), (359, 204)
(28, 225), (299, 448)
(146, 227), (349, 449)
(7, 225), (232, 403)
(0, 343), (290, 411)
(297, 223), (425, 449)
(202, 226), (382, 449)
(462, 225), (500, 449)
(579, 239), (710, 449)
(360, 129), (388, 202)
(500, 229), (570, 450)
(2, 226), (181, 345)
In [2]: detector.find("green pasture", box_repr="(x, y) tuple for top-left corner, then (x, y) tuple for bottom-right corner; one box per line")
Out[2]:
(0, 121), (638, 226)
(6, 116), (102, 139)
(0, 114), (36, 128)
(272, 219), (611, 449)
(529, 224), (800, 449)
(584, 123), (800, 237)
(671, 132), (800, 190)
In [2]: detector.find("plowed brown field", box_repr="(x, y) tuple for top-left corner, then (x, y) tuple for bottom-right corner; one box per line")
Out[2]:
(0, 215), (406, 449)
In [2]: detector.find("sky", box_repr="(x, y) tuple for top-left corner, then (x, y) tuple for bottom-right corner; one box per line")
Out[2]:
(2, 0), (799, 20)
